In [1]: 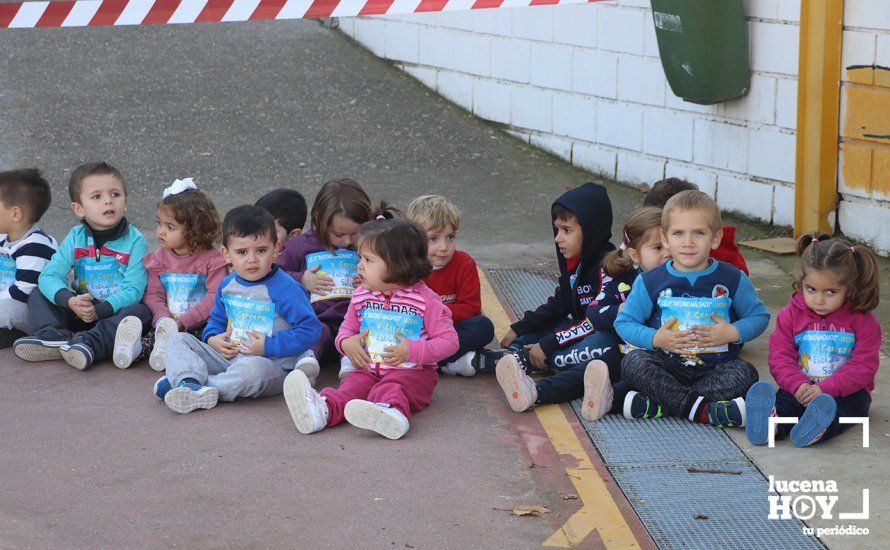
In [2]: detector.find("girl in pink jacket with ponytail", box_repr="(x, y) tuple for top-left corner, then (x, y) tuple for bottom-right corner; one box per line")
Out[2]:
(746, 232), (882, 448)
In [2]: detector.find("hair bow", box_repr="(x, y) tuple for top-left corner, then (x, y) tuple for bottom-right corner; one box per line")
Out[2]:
(163, 177), (198, 198)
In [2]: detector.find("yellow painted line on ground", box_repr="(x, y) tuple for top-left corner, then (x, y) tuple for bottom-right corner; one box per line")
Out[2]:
(479, 269), (640, 549)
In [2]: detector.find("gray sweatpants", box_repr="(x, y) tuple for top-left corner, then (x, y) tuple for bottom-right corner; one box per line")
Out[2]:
(164, 332), (290, 402)
(0, 298), (29, 332)
(621, 349), (759, 418)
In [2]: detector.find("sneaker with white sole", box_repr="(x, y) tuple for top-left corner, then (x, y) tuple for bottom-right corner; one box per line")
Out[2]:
(338, 356), (357, 380)
(60, 342), (94, 370)
(706, 397), (747, 428)
(581, 360), (613, 421)
(113, 315), (143, 369)
(164, 380), (219, 414)
(344, 400), (410, 440)
(283, 369), (330, 434)
(294, 350), (320, 385)
(495, 353), (538, 412)
(13, 335), (67, 362)
(441, 351), (476, 377)
(149, 317), (178, 372)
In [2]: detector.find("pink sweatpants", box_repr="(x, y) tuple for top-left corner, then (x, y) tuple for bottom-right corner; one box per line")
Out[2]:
(320, 365), (439, 426)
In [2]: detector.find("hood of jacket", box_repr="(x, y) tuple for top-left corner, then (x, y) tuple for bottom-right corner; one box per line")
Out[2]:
(552, 182), (614, 283)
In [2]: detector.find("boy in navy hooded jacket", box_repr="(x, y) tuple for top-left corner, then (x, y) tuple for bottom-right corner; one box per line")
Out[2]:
(494, 182), (621, 411)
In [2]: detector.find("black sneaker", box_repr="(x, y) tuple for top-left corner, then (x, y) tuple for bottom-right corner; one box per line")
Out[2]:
(60, 342), (95, 370)
(623, 391), (664, 420)
(706, 397), (746, 428)
(0, 328), (25, 349)
(474, 348), (511, 374)
(13, 335), (68, 362)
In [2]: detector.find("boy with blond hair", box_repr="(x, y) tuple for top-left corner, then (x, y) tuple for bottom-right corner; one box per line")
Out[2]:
(615, 190), (769, 427)
(407, 195), (494, 376)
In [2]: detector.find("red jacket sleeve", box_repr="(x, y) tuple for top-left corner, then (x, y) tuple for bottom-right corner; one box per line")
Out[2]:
(768, 305), (811, 395)
(448, 256), (482, 323)
(818, 315), (882, 397)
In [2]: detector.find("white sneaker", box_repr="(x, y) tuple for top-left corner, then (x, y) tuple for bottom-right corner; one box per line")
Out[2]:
(164, 382), (219, 414)
(344, 400), (410, 440)
(294, 350), (320, 384)
(149, 317), (178, 372)
(338, 356), (357, 380)
(495, 353), (538, 412)
(581, 360), (613, 422)
(441, 351), (476, 377)
(283, 369), (329, 434)
(112, 316), (143, 369)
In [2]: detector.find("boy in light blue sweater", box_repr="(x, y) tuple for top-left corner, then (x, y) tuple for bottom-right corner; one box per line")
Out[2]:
(155, 205), (322, 414)
(14, 162), (150, 370)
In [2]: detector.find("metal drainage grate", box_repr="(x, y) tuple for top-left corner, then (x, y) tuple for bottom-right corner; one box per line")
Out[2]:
(485, 268), (823, 550)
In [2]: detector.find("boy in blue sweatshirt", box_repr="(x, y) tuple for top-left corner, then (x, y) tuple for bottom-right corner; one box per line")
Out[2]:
(13, 162), (150, 370)
(615, 191), (770, 427)
(155, 205), (322, 414)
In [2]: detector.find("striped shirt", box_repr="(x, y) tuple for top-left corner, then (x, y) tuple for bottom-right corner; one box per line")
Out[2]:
(0, 226), (58, 303)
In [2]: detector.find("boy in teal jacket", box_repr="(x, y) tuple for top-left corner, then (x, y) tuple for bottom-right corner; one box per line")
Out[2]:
(14, 162), (151, 370)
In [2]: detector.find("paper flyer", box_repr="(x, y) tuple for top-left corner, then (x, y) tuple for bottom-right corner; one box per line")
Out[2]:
(359, 308), (423, 366)
(222, 294), (276, 348)
(74, 257), (125, 300)
(305, 249), (359, 303)
(0, 255), (15, 294)
(160, 273), (208, 318)
(795, 330), (856, 381)
(658, 295), (732, 354)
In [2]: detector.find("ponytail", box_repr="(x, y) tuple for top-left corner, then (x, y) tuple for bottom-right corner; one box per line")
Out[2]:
(603, 207), (662, 278)
(371, 201), (403, 221)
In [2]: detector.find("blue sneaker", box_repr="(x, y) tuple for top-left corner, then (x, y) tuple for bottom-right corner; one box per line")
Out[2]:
(153, 376), (172, 399)
(706, 397), (746, 428)
(746, 381), (777, 446)
(623, 391), (664, 420)
(164, 380), (219, 414)
(791, 394), (837, 447)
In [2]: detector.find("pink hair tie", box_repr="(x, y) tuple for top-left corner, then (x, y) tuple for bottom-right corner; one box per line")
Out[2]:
(623, 230), (630, 245)
(812, 236), (819, 244)
(619, 243), (627, 251)
(851, 246), (856, 254)
(376, 214), (386, 221)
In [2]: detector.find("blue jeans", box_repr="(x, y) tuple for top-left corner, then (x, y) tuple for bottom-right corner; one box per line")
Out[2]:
(441, 315), (495, 364)
(512, 319), (621, 405)
(775, 388), (871, 444)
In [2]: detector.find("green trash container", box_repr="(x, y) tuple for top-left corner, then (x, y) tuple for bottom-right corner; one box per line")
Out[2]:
(650, 0), (750, 105)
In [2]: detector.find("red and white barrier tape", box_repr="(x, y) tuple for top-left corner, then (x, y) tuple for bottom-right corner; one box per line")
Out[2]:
(0, 0), (603, 29)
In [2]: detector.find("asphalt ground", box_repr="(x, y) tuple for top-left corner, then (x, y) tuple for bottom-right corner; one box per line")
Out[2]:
(1, 15), (888, 549)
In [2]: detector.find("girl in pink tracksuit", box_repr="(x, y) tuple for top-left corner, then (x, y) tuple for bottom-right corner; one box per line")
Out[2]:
(283, 218), (458, 440)
(745, 233), (882, 448)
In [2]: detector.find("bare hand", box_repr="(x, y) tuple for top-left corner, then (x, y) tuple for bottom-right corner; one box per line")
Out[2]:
(652, 317), (698, 354)
(689, 313), (738, 349)
(794, 382), (811, 404)
(341, 330), (371, 370)
(68, 294), (97, 323)
(208, 327), (238, 359)
(241, 331), (266, 356)
(302, 265), (335, 296)
(801, 384), (823, 405)
(499, 329), (517, 348)
(524, 343), (548, 370)
(382, 334), (410, 366)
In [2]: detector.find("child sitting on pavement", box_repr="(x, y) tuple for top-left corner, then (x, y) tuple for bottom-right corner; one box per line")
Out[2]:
(14, 162), (151, 370)
(154, 205), (321, 414)
(0, 169), (58, 348)
(615, 190), (770, 427)
(407, 194), (495, 377)
(494, 182), (622, 414)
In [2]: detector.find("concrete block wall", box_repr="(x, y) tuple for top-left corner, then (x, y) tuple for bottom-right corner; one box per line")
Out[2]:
(338, 0), (801, 227)
(836, 1), (890, 255)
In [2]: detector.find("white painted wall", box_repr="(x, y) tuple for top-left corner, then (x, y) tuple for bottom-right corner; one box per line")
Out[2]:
(339, 0), (801, 226)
